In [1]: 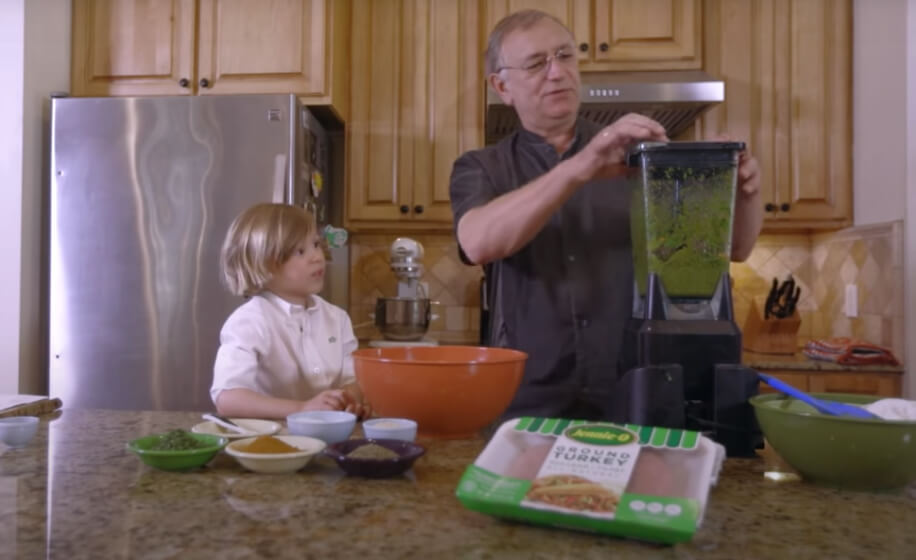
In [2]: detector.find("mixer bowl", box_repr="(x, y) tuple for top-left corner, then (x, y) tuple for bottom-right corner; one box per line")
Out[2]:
(375, 297), (430, 341)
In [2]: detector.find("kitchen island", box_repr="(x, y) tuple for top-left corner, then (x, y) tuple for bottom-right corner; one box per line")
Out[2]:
(2, 409), (914, 559)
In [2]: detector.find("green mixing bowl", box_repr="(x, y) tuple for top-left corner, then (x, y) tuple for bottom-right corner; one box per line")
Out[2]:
(750, 393), (916, 491)
(127, 432), (227, 472)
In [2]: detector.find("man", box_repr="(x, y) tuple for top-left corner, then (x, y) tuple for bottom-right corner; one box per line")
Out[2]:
(449, 10), (763, 420)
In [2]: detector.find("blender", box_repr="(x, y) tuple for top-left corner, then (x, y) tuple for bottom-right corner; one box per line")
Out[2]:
(610, 141), (762, 457)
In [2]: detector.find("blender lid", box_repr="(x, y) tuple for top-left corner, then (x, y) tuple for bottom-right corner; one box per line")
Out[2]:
(626, 141), (746, 167)
(629, 141), (746, 153)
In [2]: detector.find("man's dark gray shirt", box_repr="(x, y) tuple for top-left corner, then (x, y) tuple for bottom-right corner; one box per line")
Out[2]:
(449, 118), (633, 419)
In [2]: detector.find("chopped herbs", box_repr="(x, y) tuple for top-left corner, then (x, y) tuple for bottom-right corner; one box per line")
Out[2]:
(150, 429), (209, 451)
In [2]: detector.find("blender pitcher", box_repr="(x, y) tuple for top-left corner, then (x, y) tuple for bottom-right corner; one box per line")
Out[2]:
(628, 141), (745, 300)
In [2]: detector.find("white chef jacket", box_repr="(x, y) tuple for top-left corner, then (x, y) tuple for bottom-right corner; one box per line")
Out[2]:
(210, 291), (358, 405)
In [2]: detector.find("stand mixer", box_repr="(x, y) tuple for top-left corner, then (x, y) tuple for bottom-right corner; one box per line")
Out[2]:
(373, 238), (435, 343)
(389, 237), (426, 299)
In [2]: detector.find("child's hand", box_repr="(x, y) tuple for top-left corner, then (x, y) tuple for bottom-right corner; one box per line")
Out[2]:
(300, 389), (352, 412)
(339, 382), (372, 420)
(345, 400), (373, 421)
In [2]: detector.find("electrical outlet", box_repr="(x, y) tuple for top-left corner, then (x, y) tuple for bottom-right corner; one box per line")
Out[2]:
(844, 284), (858, 318)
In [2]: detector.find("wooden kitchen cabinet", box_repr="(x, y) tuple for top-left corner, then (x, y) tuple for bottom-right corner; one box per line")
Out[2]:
(807, 373), (902, 397)
(701, 0), (852, 231)
(757, 369), (902, 398)
(346, 0), (484, 229)
(484, 0), (702, 71)
(71, 0), (349, 120)
(71, 0), (195, 97)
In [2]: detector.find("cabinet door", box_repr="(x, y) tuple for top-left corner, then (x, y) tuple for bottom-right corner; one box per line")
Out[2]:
(347, 0), (484, 228)
(589, 0), (701, 70)
(775, 0), (851, 226)
(702, 0), (851, 231)
(808, 374), (902, 398)
(197, 0), (328, 96)
(71, 0), (195, 96)
(410, 0), (484, 224)
(485, 0), (590, 61)
(347, 0), (411, 222)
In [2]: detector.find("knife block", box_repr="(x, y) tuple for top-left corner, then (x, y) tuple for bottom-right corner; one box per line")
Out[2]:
(742, 299), (800, 355)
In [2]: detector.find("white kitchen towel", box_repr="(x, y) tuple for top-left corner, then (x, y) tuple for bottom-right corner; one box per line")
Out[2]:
(864, 399), (916, 421)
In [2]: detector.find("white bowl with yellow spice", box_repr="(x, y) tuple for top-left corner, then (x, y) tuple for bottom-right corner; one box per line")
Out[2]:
(225, 435), (326, 474)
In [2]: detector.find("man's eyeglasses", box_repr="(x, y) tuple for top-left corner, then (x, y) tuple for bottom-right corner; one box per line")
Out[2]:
(497, 47), (577, 77)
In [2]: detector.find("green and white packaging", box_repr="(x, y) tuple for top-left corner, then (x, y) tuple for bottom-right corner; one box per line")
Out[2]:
(455, 417), (726, 544)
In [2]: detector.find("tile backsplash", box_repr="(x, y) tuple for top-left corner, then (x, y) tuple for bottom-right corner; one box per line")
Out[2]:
(348, 221), (905, 364)
(348, 233), (482, 343)
(730, 220), (904, 362)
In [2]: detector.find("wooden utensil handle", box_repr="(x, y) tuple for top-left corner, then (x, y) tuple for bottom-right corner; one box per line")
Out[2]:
(0, 398), (63, 418)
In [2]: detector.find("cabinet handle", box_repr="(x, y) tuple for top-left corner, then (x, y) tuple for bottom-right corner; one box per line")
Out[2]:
(780, 203), (791, 212)
(399, 205), (409, 214)
(764, 203), (777, 212)
(199, 78), (210, 89)
(599, 42), (609, 52)
(579, 42), (589, 52)
(414, 205), (424, 215)
(178, 78), (190, 88)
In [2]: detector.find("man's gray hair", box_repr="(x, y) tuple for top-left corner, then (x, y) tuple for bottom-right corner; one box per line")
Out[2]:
(485, 9), (573, 75)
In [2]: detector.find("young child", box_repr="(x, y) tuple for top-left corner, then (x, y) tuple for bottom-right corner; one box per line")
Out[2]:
(211, 203), (370, 420)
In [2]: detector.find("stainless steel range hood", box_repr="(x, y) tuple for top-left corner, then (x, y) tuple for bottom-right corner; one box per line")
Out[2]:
(485, 70), (724, 145)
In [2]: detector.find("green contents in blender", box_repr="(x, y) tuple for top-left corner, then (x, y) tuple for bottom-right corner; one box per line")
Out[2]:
(631, 151), (738, 299)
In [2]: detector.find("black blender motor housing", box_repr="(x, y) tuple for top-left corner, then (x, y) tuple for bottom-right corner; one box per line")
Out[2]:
(614, 273), (762, 457)
(610, 141), (762, 457)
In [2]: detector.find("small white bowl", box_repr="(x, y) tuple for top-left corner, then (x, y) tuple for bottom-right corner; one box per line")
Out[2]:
(225, 435), (326, 474)
(0, 416), (39, 448)
(363, 418), (418, 442)
(191, 418), (281, 440)
(286, 410), (356, 444)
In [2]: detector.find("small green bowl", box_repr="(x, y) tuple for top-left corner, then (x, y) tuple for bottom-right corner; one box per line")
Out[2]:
(750, 393), (916, 490)
(127, 432), (228, 472)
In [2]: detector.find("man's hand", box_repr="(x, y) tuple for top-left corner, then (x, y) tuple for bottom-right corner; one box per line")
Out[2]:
(712, 133), (760, 197)
(711, 134), (763, 261)
(736, 148), (761, 196)
(572, 113), (668, 182)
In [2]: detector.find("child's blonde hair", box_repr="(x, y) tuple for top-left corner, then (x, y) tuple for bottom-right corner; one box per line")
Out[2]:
(220, 203), (317, 297)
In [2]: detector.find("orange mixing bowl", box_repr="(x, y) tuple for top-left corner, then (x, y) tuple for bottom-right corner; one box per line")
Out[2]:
(353, 346), (527, 439)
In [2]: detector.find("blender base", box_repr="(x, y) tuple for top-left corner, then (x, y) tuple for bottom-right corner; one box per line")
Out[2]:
(613, 273), (763, 457)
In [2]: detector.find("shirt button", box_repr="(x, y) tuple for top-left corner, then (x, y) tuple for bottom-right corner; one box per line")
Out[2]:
(313, 367), (320, 374)
(578, 318), (589, 328)
(568, 255), (576, 262)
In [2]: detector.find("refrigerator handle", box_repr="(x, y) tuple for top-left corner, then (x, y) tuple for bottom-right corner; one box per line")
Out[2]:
(272, 153), (288, 203)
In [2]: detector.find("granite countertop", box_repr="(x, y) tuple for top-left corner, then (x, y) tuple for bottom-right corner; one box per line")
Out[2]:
(743, 350), (904, 373)
(3, 409), (915, 559)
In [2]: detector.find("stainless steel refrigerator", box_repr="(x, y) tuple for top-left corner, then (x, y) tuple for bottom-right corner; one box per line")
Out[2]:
(47, 94), (347, 411)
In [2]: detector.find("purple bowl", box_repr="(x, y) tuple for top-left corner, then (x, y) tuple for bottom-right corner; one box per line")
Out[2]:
(324, 438), (425, 478)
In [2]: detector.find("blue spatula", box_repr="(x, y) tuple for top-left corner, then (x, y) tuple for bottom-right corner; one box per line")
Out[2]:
(757, 372), (880, 420)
